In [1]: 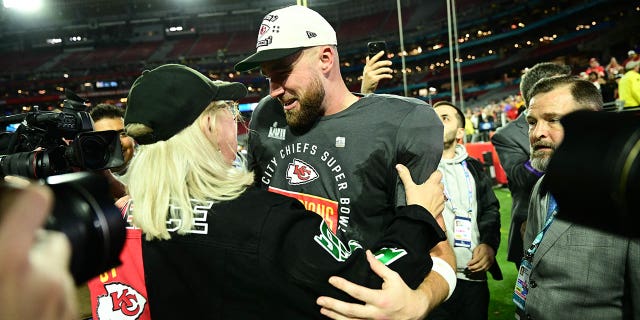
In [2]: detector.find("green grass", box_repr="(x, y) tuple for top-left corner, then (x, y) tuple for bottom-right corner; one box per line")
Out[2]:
(487, 187), (517, 320)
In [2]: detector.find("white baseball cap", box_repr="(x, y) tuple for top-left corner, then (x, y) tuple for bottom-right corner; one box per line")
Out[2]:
(629, 50), (637, 56)
(234, 5), (337, 72)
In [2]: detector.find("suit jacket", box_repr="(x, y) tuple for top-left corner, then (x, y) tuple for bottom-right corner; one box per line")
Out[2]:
(491, 114), (540, 263)
(522, 178), (640, 320)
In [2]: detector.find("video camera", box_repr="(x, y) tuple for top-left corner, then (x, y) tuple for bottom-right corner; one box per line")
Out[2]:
(0, 90), (124, 179)
(546, 109), (640, 237)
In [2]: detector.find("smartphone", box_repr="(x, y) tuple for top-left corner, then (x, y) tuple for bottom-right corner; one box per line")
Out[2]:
(367, 41), (387, 59)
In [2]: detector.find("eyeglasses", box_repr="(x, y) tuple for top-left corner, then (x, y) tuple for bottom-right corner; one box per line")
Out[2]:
(215, 100), (240, 121)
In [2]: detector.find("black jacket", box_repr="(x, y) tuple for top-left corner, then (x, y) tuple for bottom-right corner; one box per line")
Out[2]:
(465, 156), (503, 280)
(142, 187), (445, 319)
(491, 114), (540, 264)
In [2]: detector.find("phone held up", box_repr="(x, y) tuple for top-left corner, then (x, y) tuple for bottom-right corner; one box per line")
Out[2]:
(367, 41), (387, 59)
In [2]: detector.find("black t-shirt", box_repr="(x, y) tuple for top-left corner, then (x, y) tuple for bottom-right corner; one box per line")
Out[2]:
(248, 94), (443, 246)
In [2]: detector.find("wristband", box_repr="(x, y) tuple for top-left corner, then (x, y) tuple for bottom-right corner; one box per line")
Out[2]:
(431, 256), (457, 301)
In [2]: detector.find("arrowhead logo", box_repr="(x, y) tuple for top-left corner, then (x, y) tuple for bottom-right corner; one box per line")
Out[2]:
(306, 31), (317, 39)
(96, 283), (147, 319)
(286, 158), (319, 185)
(259, 24), (270, 36)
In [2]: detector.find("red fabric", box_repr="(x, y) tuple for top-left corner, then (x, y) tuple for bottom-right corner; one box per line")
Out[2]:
(86, 203), (151, 320)
(464, 142), (508, 185)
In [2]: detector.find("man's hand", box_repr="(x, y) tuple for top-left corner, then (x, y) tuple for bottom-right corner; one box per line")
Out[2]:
(317, 250), (428, 320)
(0, 185), (77, 320)
(467, 243), (495, 273)
(361, 51), (393, 94)
(396, 164), (444, 220)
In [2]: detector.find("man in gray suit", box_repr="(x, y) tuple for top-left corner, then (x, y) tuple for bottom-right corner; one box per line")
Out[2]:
(491, 62), (570, 269)
(516, 75), (640, 319)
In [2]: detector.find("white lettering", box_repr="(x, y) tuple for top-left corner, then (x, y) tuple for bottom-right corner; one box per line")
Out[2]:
(339, 215), (350, 228)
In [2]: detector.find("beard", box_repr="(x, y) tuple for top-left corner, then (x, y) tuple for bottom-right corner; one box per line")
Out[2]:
(283, 76), (325, 133)
(530, 140), (556, 172)
(443, 129), (457, 150)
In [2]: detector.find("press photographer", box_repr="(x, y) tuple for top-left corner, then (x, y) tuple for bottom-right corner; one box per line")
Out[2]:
(0, 90), (124, 179)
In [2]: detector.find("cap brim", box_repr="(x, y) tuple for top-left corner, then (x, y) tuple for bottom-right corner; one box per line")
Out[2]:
(211, 81), (248, 100)
(234, 48), (302, 72)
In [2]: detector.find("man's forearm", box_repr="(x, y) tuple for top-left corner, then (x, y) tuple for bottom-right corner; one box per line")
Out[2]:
(417, 240), (456, 318)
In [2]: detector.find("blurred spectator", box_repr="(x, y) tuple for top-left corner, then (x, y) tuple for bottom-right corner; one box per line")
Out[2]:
(464, 109), (476, 143)
(514, 95), (526, 115)
(476, 107), (495, 142)
(600, 71), (620, 103)
(587, 71), (605, 91)
(584, 57), (605, 78)
(618, 60), (640, 108)
(504, 99), (519, 121)
(623, 50), (640, 69)
(605, 56), (625, 76)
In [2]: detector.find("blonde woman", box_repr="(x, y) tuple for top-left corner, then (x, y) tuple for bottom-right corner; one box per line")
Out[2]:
(87, 64), (447, 320)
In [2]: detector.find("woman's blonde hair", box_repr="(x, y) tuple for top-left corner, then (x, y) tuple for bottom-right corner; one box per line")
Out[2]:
(126, 101), (254, 240)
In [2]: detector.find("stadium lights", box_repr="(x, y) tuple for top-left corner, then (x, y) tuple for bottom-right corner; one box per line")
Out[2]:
(3, 0), (42, 12)
(46, 38), (62, 45)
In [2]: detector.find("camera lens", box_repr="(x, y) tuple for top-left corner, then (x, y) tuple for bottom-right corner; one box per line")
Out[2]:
(547, 110), (640, 237)
(0, 148), (68, 179)
(71, 130), (124, 171)
(45, 172), (126, 284)
(76, 134), (111, 169)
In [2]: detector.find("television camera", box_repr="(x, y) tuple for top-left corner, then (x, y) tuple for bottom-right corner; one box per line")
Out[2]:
(0, 90), (127, 284)
(0, 90), (124, 179)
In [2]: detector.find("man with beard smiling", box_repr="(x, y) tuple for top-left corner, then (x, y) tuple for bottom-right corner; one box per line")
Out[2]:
(515, 75), (640, 319)
(235, 5), (456, 320)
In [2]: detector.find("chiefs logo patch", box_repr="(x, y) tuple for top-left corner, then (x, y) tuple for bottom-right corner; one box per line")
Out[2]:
(286, 158), (319, 185)
(96, 283), (147, 319)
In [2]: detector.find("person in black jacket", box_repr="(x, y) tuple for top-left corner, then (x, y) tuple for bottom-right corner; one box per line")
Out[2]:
(490, 62), (570, 269)
(429, 101), (502, 320)
(91, 63), (447, 320)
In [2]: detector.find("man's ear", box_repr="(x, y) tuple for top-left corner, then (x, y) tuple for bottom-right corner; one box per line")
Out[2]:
(456, 127), (465, 141)
(318, 46), (335, 72)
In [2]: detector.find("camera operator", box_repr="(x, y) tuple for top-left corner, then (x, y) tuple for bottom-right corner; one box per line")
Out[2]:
(89, 103), (136, 185)
(0, 183), (77, 320)
(0, 92), (127, 199)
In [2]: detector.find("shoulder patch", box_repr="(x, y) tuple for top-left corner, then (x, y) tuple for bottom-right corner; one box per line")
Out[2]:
(373, 247), (408, 265)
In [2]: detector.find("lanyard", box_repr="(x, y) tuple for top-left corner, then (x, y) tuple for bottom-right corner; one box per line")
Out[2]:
(524, 194), (558, 260)
(442, 160), (474, 217)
